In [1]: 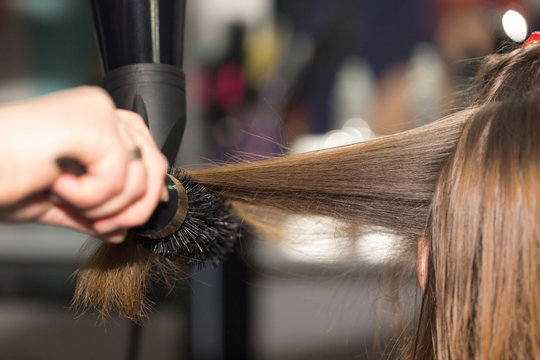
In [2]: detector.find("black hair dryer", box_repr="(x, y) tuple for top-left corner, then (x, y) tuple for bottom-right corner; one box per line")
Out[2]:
(88, 0), (187, 165)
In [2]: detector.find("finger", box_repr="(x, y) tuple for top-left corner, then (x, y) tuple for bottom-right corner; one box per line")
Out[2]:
(117, 109), (170, 204)
(0, 193), (52, 222)
(49, 89), (131, 208)
(93, 114), (169, 232)
(83, 157), (147, 219)
(115, 109), (152, 136)
(38, 205), (129, 244)
(37, 203), (96, 235)
(92, 176), (163, 233)
(83, 120), (148, 219)
(92, 152), (167, 232)
(96, 228), (128, 244)
(52, 137), (128, 209)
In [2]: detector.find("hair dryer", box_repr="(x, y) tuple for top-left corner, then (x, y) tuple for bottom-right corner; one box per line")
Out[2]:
(88, 0), (187, 165)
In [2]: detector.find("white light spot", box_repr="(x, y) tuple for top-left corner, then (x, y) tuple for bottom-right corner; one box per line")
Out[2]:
(356, 231), (399, 264)
(502, 9), (528, 43)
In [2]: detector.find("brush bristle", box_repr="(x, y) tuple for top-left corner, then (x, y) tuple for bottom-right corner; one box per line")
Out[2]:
(136, 168), (241, 265)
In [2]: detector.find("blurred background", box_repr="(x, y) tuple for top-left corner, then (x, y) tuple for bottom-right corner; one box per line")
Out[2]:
(0, 0), (537, 359)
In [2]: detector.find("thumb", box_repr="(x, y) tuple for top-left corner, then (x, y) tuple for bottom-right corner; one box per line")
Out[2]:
(38, 205), (127, 243)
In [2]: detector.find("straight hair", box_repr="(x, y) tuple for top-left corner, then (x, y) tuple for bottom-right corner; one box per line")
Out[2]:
(73, 45), (540, 359)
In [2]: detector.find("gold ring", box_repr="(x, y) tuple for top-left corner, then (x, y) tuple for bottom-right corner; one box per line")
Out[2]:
(128, 147), (142, 161)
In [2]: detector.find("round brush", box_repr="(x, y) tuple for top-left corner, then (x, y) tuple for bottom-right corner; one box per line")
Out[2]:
(88, 0), (240, 263)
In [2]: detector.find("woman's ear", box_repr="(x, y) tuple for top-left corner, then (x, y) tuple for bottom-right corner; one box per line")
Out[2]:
(417, 236), (428, 292)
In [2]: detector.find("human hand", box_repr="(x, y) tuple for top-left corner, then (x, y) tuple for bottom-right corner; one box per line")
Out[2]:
(0, 86), (169, 243)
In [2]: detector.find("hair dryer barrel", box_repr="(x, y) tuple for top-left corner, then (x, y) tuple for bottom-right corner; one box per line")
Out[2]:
(89, 0), (186, 71)
(89, 0), (187, 164)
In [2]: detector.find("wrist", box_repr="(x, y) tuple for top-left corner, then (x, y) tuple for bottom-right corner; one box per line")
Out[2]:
(0, 108), (23, 205)
(0, 105), (46, 206)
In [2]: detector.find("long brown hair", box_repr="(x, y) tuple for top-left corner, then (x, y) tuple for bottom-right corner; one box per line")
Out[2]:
(408, 45), (540, 359)
(411, 94), (540, 359)
(72, 108), (471, 320)
(73, 45), (540, 358)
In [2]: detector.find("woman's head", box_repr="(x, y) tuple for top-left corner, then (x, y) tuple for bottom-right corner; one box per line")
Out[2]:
(412, 93), (540, 359)
(473, 42), (540, 104)
(405, 42), (540, 359)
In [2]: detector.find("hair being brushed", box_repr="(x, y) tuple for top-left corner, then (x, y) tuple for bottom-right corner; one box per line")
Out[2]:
(73, 45), (540, 360)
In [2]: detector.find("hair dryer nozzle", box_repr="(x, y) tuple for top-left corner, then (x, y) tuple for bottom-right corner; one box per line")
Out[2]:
(89, 0), (186, 72)
(89, 0), (187, 164)
(103, 63), (185, 164)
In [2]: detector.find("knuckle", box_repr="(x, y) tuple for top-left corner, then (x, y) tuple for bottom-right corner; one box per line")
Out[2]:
(62, 87), (115, 125)
(79, 87), (116, 122)
(116, 109), (146, 128)
(78, 86), (113, 106)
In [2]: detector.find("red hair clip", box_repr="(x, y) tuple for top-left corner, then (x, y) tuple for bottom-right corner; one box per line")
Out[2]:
(522, 31), (540, 48)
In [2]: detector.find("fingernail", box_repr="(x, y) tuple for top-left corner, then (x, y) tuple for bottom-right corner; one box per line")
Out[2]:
(93, 220), (121, 234)
(105, 230), (127, 244)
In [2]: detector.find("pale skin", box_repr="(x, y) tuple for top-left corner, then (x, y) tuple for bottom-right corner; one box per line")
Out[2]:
(0, 86), (169, 243)
(418, 236), (428, 291)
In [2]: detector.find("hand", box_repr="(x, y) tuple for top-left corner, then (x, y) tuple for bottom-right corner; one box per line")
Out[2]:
(0, 86), (169, 243)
